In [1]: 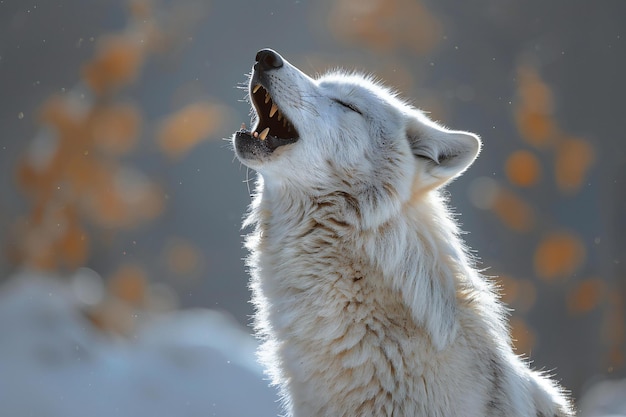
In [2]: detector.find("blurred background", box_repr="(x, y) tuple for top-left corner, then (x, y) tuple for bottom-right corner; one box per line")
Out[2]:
(0, 0), (624, 415)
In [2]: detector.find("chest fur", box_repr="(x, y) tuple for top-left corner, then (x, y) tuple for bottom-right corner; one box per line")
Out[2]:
(245, 193), (515, 416)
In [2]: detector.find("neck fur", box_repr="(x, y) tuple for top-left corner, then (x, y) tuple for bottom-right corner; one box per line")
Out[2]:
(243, 176), (507, 415)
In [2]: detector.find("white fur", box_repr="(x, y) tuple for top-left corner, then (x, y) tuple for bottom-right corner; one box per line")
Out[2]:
(233, 51), (574, 417)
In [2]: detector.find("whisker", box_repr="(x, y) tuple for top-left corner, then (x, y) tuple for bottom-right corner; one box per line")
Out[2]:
(245, 167), (252, 196)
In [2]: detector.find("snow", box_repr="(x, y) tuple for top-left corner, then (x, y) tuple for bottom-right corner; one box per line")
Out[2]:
(0, 271), (281, 417)
(578, 378), (626, 417)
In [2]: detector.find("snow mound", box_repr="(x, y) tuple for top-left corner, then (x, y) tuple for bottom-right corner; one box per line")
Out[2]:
(0, 271), (280, 417)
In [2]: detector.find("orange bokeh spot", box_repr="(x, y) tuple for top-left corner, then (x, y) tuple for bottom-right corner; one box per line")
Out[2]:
(29, 247), (57, 270)
(133, 182), (165, 221)
(515, 110), (557, 148)
(602, 293), (625, 347)
(165, 238), (203, 276)
(11, 205), (88, 271)
(491, 188), (535, 232)
(517, 67), (554, 113)
(327, 0), (442, 54)
(81, 166), (164, 228)
(18, 221), (57, 270)
(608, 347), (625, 369)
(128, 0), (153, 19)
(65, 153), (99, 194)
(82, 34), (145, 95)
(515, 279), (537, 313)
(533, 231), (586, 281)
(567, 278), (606, 315)
(58, 222), (89, 269)
(88, 297), (136, 336)
(108, 264), (148, 306)
(510, 317), (536, 355)
(498, 275), (537, 313)
(514, 66), (558, 148)
(84, 183), (130, 228)
(39, 95), (85, 140)
(92, 103), (142, 155)
(554, 137), (595, 194)
(157, 102), (226, 159)
(505, 150), (541, 187)
(15, 156), (52, 197)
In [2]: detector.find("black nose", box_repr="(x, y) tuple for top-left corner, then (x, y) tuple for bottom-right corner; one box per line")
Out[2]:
(255, 49), (283, 71)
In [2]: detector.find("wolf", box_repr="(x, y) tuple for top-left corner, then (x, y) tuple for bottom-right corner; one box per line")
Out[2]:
(232, 49), (574, 417)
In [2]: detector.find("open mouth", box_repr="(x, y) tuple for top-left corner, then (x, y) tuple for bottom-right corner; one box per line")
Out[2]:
(237, 84), (300, 151)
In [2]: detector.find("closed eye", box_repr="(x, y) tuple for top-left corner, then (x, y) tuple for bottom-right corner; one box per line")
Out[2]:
(332, 98), (362, 115)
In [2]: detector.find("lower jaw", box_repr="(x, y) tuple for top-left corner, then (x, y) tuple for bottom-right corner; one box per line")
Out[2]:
(235, 128), (299, 154)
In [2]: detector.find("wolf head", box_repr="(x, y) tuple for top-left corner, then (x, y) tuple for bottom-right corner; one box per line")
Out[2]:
(234, 49), (481, 226)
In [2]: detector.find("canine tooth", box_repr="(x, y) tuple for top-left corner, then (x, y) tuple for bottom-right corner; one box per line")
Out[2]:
(269, 103), (278, 117)
(252, 84), (261, 93)
(259, 127), (270, 140)
(264, 94), (270, 104)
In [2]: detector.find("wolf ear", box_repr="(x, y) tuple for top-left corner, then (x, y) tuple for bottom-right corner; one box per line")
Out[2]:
(406, 113), (481, 188)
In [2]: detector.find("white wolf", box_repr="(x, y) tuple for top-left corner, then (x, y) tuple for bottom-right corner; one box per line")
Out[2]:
(233, 49), (574, 417)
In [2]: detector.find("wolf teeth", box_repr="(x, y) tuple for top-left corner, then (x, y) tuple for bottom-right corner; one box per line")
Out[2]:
(270, 103), (278, 118)
(259, 127), (269, 140)
(277, 112), (282, 121)
(264, 93), (270, 104)
(252, 84), (261, 93)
